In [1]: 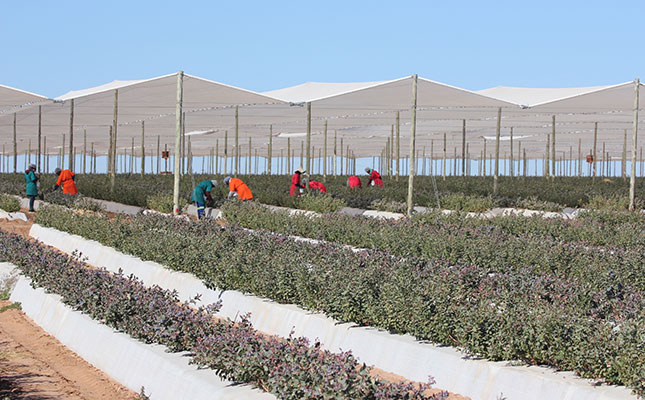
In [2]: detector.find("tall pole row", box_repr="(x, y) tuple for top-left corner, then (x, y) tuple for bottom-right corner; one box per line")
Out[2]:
(306, 102), (312, 179)
(68, 99), (74, 171)
(37, 106), (42, 173)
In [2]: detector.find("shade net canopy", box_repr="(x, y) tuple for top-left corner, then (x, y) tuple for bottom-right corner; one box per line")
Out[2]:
(0, 73), (642, 161)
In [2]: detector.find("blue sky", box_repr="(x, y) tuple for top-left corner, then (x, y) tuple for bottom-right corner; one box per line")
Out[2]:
(2, 1), (644, 98)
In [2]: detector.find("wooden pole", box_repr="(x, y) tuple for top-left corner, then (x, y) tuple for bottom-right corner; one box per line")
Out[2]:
(622, 129), (627, 180)
(130, 137), (134, 174)
(390, 124), (394, 176)
(578, 138), (582, 177)
(172, 71), (184, 215)
(234, 106), (239, 175)
(396, 111), (400, 181)
(82, 129), (86, 174)
(224, 131), (228, 174)
(248, 137), (252, 175)
(141, 121), (145, 175)
(461, 119), (466, 177)
(300, 141), (304, 170)
(323, 120), (328, 181)
(156, 135), (160, 174)
(551, 115), (556, 179)
(509, 127), (514, 178)
(340, 138), (344, 175)
(523, 148), (527, 177)
(90, 142), (93, 174)
(13, 113), (17, 173)
(287, 138), (291, 173)
(334, 130), (338, 177)
(68, 99), (74, 171)
(442, 133), (447, 181)
(268, 125), (273, 175)
(430, 139), (434, 175)
(593, 122), (598, 182)
(406, 74), (418, 214)
(43, 137), (47, 173)
(111, 89), (118, 190)
(37, 105), (42, 173)
(493, 107), (501, 194)
(517, 138), (521, 179)
(545, 140), (549, 178)
(306, 102), (311, 179)
(483, 139), (487, 177)
(629, 78), (640, 211)
(61, 134), (65, 169)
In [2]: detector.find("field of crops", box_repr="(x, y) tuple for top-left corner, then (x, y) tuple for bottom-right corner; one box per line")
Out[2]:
(30, 203), (645, 397)
(1, 171), (644, 397)
(2, 172), (645, 213)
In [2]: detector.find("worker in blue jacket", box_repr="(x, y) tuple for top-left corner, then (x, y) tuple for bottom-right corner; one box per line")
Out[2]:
(24, 163), (39, 212)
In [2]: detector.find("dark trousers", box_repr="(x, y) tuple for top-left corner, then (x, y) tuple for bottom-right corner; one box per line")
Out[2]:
(28, 195), (36, 212)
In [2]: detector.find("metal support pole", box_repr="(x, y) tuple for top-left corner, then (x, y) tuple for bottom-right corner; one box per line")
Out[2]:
(396, 111), (400, 181)
(551, 115), (556, 179)
(509, 127), (514, 178)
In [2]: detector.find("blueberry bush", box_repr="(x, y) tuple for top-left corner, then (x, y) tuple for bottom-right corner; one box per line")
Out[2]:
(34, 205), (645, 396)
(0, 230), (446, 400)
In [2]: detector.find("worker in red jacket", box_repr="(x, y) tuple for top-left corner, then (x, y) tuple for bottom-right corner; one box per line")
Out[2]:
(308, 180), (327, 193)
(290, 167), (306, 197)
(347, 176), (362, 189)
(365, 168), (384, 187)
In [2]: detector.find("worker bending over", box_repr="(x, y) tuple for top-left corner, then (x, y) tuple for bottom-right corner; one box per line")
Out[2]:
(365, 167), (384, 187)
(290, 167), (306, 197)
(347, 175), (362, 189)
(308, 180), (327, 193)
(224, 176), (253, 200)
(53, 168), (78, 195)
(192, 179), (218, 219)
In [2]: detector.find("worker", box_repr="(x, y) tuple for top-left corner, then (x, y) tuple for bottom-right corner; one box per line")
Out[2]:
(308, 180), (327, 193)
(365, 167), (384, 187)
(290, 167), (306, 197)
(24, 164), (39, 212)
(53, 167), (78, 195)
(224, 176), (253, 200)
(347, 175), (362, 189)
(192, 179), (218, 219)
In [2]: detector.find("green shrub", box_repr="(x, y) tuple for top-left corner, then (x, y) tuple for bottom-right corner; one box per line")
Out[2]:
(146, 193), (175, 213)
(35, 205), (645, 396)
(438, 193), (496, 212)
(0, 194), (20, 213)
(296, 193), (346, 213)
(583, 194), (642, 211)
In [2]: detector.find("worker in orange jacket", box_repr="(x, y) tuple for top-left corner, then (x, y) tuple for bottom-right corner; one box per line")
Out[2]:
(52, 168), (78, 195)
(365, 168), (384, 187)
(223, 176), (253, 200)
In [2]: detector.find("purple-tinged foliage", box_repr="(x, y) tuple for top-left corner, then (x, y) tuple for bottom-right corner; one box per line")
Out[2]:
(0, 230), (446, 400)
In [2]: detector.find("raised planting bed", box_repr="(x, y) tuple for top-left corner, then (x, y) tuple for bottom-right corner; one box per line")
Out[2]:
(221, 201), (645, 291)
(28, 223), (639, 400)
(33, 204), (645, 398)
(0, 231), (448, 400)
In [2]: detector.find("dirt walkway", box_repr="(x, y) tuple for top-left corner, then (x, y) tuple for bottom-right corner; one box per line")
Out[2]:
(0, 300), (138, 400)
